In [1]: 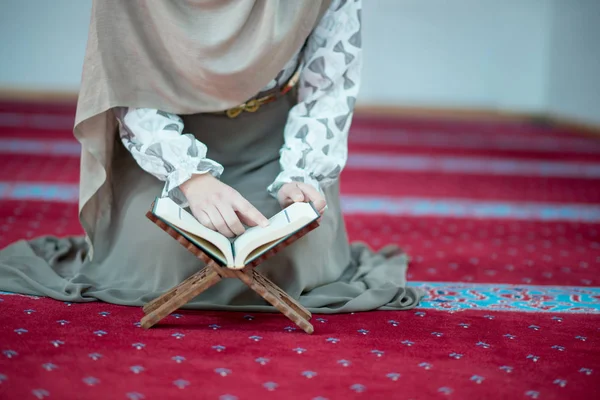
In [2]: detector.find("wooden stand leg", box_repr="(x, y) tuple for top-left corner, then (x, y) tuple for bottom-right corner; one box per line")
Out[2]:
(140, 265), (221, 329)
(143, 266), (211, 314)
(250, 270), (312, 321)
(234, 269), (314, 334)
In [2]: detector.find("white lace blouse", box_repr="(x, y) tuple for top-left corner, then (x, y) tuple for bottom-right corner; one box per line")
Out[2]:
(115, 0), (362, 207)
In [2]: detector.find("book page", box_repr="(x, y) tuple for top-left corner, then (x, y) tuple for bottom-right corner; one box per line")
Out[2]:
(242, 238), (280, 264)
(169, 226), (228, 265)
(232, 202), (318, 268)
(153, 197), (234, 266)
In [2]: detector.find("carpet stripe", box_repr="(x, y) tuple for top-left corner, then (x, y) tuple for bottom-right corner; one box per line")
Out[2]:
(341, 195), (600, 222)
(0, 139), (80, 156)
(341, 170), (600, 204)
(350, 128), (600, 154)
(347, 153), (600, 178)
(0, 183), (79, 202)
(4, 139), (600, 180)
(2, 182), (600, 222)
(0, 112), (74, 130)
(2, 283), (598, 313)
(2, 112), (600, 154)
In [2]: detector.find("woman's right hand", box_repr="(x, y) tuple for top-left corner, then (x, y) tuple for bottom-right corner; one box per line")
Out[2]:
(180, 174), (269, 238)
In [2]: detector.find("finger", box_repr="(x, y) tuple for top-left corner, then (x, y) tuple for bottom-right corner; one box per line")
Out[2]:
(196, 210), (217, 231)
(237, 210), (269, 228)
(279, 185), (305, 202)
(233, 197), (269, 227)
(216, 202), (246, 236)
(299, 184), (326, 212)
(278, 195), (294, 209)
(204, 205), (235, 238)
(279, 185), (305, 204)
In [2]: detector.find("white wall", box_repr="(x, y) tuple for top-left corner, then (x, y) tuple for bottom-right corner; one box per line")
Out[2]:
(546, 0), (600, 125)
(0, 0), (598, 124)
(0, 0), (92, 91)
(361, 0), (553, 112)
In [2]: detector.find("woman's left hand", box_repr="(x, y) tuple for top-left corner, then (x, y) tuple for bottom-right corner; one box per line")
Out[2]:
(277, 182), (326, 214)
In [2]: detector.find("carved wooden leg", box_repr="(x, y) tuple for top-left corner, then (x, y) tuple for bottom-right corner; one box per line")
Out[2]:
(234, 270), (314, 334)
(250, 270), (312, 321)
(143, 266), (212, 314)
(141, 266), (221, 329)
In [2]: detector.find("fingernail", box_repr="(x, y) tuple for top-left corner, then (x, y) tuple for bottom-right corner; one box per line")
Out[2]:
(261, 220), (270, 227)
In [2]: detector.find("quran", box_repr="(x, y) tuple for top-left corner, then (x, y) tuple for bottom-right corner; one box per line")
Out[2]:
(151, 197), (320, 269)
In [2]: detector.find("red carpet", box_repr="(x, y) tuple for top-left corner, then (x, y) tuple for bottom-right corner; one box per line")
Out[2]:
(1, 101), (599, 399)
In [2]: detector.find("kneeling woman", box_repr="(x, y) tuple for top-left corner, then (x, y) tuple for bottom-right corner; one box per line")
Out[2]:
(0, 0), (421, 313)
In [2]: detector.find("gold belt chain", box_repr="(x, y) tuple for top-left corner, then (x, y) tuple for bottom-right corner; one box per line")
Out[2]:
(224, 69), (300, 118)
(225, 95), (272, 119)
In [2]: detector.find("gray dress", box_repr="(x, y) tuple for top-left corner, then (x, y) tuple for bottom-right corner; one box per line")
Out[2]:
(0, 91), (421, 313)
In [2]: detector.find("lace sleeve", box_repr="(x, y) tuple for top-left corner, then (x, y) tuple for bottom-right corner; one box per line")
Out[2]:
(115, 107), (224, 207)
(268, 0), (362, 196)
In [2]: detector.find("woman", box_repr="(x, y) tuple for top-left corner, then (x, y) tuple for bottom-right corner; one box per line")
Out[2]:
(0, 0), (421, 312)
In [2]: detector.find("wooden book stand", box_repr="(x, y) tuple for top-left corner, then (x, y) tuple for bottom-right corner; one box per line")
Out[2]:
(140, 210), (319, 334)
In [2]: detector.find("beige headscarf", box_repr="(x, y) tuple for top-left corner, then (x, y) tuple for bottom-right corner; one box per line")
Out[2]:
(74, 0), (330, 259)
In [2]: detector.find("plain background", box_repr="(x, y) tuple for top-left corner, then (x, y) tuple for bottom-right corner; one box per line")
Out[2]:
(0, 0), (599, 125)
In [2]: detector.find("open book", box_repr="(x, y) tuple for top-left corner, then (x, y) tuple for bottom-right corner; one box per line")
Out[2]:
(151, 197), (320, 269)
